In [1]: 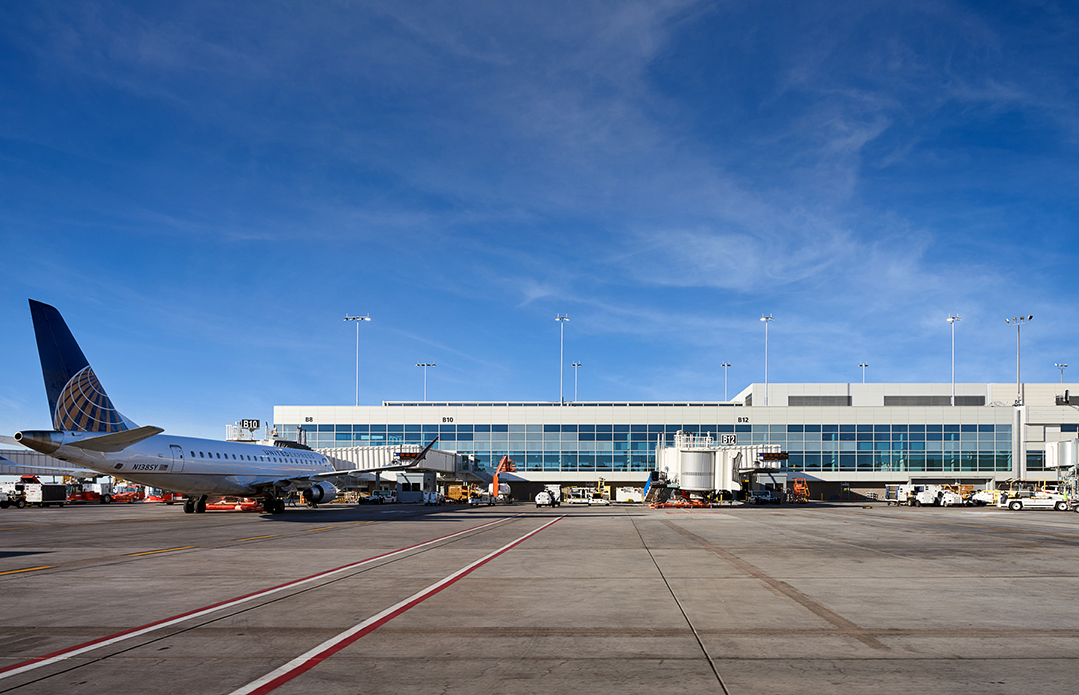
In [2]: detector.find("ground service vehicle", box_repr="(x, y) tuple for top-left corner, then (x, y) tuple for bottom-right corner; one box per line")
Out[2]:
(789, 478), (810, 503)
(67, 480), (118, 504)
(1, 476), (66, 508)
(370, 489), (397, 504)
(566, 488), (593, 505)
(535, 490), (554, 507)
(205, 497), (263, 511)
(146, 489), (182, 504)
(998, 490), (1069, 511)
(468, 493), (494, 506)
(912, 485), (964, 507)
(0, 492), (10, 509)
(749, 489), (781, 505)
(447, 484), (486, 504)
(110, 486), (144, 503)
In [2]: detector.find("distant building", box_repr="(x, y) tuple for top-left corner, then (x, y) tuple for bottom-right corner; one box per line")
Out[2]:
(277, 382), (1077, 496)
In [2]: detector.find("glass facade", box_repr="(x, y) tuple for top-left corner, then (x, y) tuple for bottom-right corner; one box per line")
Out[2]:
(276, 422), (1013, 474)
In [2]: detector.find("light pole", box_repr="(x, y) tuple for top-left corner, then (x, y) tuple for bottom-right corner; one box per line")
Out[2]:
(343, 314), (371, 406)
(572, 362), (581, 402)
(721, 362), (731, 401)
(761, 315), (775, 405)
(947, 315), (961, 406)
(556, 314), (569, 404)
(859, 363), (869, 384)
(416, 363), (436, 401)
(1005, 315), (1033, 405)
(1056, 362), (1068, 384)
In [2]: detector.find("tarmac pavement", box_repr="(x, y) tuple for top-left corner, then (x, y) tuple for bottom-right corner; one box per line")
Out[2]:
(1, 501), (1078, 694)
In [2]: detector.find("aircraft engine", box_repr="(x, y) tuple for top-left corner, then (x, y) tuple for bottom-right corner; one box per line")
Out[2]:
(302, 481), (338, 505)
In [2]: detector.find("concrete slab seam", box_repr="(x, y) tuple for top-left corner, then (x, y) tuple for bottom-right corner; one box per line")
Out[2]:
(660, 518), (889, 651)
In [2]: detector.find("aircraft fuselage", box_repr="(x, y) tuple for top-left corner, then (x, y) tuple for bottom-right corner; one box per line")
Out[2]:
(16, 430), (334, 497)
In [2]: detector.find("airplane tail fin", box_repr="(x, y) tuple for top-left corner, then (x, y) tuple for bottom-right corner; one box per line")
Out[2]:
(29, 300), (134, 432)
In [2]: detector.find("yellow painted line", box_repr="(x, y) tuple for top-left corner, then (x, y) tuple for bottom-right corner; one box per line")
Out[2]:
(824, 509), (1079, 541)
(127, 546), (195, 557)
(235, 535), (277, 541)
(305, 527), (333, 532)
(0, 566), (53, 576)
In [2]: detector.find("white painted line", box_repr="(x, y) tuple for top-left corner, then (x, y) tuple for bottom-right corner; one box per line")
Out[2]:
(230, 515), (564, 695)
(0, 515), (520, 681)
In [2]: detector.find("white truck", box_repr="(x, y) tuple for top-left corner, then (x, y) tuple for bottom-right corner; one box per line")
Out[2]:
(0, 476), (66, 508)
(998, 490), (1069, 512)
(914, 485), (965, 507)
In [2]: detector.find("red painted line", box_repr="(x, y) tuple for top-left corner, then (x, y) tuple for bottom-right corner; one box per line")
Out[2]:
(231, 516), (564, 695)
(0, 515), (520, 681)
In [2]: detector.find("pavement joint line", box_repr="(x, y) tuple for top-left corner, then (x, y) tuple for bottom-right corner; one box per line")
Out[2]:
(126, 546), (196, 557)
(0, 514), (523, 682)
(660, 518), (889, 652)
(228, 515), (564, 695)
(235, 535), (277, 542)
(628, 511), (731, 694)
(820, 509), (1079, 540)
(0, 566), (53, 576)
(305, 527), (333, 532)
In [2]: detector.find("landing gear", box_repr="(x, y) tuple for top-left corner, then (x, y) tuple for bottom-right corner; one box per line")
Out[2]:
(195, 495), (207, 513)
(183, 497), (195, 514)
(264, 495), (286, 514)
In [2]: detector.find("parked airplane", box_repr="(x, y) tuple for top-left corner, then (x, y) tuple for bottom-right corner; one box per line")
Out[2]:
(14, 300), (435, 514)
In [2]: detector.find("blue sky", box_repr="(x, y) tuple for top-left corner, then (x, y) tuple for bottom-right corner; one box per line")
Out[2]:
(2, 1), (1078, 438)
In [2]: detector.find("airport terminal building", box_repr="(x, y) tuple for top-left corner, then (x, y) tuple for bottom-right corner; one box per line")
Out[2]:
(275, 381), (1079, 497)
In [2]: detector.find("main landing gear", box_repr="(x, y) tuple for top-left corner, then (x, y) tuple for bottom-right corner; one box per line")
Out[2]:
(183, 495), (208, 514)
(263, 494), (286, 514)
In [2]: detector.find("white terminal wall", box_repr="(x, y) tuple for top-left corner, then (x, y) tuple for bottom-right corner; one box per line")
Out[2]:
(275, 382), (1079, 486)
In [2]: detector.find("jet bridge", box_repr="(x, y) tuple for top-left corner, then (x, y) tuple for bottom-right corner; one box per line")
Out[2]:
(654, 431), (786, 497)
(318, 444), (459, 474)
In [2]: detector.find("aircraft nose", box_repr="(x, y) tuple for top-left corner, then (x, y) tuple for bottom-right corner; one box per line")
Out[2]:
(14, 430), (64, 455)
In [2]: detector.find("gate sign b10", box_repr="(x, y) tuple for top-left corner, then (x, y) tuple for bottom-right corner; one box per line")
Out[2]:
(241, 419), (260, 430)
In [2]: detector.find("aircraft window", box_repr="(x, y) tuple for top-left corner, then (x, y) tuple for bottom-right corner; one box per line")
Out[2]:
(190, 451), (195, 457)
(199, 452), (204, 458)
(216, 453), (221, 459)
